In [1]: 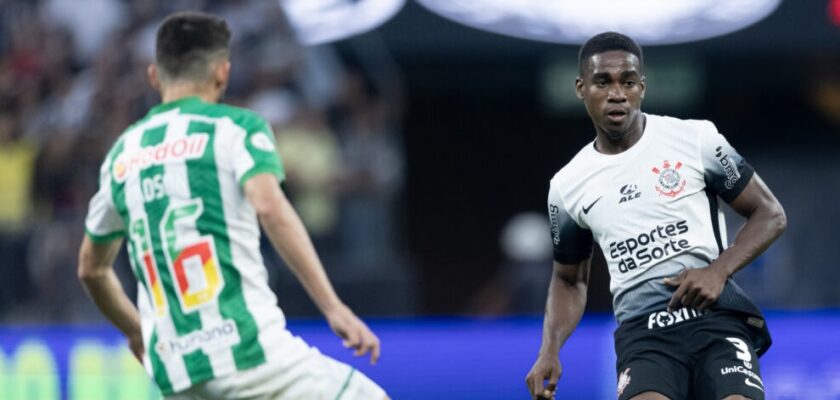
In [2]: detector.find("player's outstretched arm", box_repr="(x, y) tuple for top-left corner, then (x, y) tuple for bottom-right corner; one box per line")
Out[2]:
(78, 236), (144, 362)
(526, 258), (591, 400)
(244, 173), (381, 364)
(665, 173), (786, 311)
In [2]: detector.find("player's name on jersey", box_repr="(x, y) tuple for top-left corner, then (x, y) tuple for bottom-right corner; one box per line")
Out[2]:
(113, 134), (209, 183)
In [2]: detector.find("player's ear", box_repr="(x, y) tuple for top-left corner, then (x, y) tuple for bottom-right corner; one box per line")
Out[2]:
(147, 64), (161, 91)
(214, 60), (231, 89)
(575, 76), (585, 100)
(639, 75), (646, 100)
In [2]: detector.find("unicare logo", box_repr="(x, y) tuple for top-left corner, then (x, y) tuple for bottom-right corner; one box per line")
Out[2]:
(113, 134), (209, 183)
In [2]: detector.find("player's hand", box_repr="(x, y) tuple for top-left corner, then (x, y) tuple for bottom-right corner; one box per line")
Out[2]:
(525, 353), (561, 400)
(664, 265), (728, 312)
(127, 333), (144, 364)
(325, 304), (381, 365)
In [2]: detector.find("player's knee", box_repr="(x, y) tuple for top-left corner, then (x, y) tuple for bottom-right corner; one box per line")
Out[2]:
(629, 392), (671, 400)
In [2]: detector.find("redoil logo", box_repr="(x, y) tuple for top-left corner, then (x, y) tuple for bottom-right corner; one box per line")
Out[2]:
(113, 134), (209, 183)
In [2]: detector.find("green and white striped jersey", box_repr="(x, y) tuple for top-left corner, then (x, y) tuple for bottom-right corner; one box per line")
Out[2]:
(85, 96), (287, 395)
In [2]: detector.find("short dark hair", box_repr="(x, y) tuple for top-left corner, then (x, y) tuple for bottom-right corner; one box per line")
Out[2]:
(578, 32), (643, 75)
(156, 12), (231, 82)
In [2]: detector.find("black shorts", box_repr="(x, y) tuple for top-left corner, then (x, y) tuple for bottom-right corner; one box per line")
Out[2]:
(614, 308), (765, 400)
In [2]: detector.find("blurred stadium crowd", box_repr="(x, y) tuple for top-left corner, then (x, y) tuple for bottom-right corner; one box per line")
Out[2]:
(0, 0), (412, 322)
(2, 0), (839, 325)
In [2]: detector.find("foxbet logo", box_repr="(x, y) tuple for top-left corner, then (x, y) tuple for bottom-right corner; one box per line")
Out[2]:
(647, 308), (705, 329)
(113, 134), (209, 183)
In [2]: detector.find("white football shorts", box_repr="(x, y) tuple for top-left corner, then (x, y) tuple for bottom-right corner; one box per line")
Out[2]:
(165, 328), (386, 400)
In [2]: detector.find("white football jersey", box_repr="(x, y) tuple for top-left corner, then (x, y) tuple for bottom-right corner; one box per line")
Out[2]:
(548, 113), (760, 322)
(85, 97), (288, 395)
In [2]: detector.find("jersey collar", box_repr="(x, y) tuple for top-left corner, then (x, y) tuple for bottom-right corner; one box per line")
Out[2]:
(148, 96), (205, 116)
(586, 113), (655, 162)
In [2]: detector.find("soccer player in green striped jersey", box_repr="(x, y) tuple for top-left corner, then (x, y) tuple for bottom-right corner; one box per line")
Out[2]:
(78, 12), (388, 399)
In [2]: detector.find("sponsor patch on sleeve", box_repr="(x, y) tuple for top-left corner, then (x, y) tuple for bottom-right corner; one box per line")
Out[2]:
(250, 132), (275, 152)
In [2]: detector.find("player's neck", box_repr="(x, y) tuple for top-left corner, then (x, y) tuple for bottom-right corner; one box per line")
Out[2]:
(160, 82), (221, 104)
(594, 114), (646, 155)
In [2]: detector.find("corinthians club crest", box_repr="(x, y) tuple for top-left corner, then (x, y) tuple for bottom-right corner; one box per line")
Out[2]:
(652, 160), (686, 197)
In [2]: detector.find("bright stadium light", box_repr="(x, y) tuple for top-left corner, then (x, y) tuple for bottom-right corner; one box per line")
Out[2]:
(831, 0), (840, 27)
(279, 0), (405, 45)
(415, 0), (782, 45)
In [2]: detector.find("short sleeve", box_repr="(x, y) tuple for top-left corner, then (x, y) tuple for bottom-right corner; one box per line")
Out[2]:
(233, 115), (285, 186)
(85, 159), (125, 243)
(699, 122), (754, 203)
(548, 183), (593, 264)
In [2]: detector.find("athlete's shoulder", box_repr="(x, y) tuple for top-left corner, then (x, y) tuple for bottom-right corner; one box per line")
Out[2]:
(118, 109), (159, 138)
(105, 117), (148, 164)
(207, 102), (270, 132)
(647, 113), (718, 139)
(208, 102), (260, 119)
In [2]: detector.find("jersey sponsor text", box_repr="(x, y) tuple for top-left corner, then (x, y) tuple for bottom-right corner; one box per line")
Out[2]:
(113, 134), (209, 183)
(156, 319), (240, 357)
(609, 220), (690, 273)
(715, 146), (741, 190)
(549, 204), (561, 245)
(647, 307), (705, 329)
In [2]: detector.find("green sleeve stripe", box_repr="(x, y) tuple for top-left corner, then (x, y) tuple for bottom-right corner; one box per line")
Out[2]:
(334, 368), (356, 400)
(239, 165), (284, 188)
(85, 229), (125, 243)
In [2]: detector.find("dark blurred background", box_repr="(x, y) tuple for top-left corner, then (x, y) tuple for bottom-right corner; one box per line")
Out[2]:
(1, 0), (839, 325)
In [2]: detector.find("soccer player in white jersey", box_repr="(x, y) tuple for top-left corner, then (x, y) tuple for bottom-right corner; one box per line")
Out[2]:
(78, 12), (388, 399)
(525, 32), (786, 400)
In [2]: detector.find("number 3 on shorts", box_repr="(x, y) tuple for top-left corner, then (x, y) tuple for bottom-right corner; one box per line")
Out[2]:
(726, 337), (753, 368)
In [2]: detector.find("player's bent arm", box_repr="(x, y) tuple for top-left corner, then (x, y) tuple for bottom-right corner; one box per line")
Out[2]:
(244, 173), (344, 314)
(540, 258), (591, 356)
(710, 173), (787, 278)
(666, 174), (786, 310)
(78, 236), (144, 360)
(244, 173), (381, 364)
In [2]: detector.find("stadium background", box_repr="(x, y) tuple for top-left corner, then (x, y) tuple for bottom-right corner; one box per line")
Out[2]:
(0, 0), (838, 398)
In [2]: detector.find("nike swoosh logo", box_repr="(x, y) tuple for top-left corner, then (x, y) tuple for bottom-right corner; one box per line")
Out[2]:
(582, 196), (602, 215)
(744, 378), (764, 392)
